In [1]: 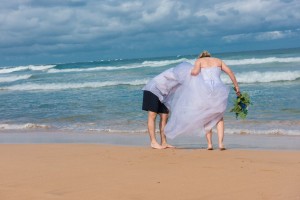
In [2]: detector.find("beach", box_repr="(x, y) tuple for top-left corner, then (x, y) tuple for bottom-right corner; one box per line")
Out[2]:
(1, 48), (300, 200)
(0, 144), (299, 200)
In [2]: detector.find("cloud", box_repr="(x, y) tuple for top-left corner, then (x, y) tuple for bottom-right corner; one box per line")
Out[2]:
(0, 0), (299, 65)
(222, 29), (299, 42)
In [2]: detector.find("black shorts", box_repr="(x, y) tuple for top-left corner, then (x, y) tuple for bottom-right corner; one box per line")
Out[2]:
(142, 91), (169, 114)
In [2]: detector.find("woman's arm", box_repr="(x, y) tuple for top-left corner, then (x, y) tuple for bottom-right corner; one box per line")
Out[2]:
(191, 59), (201, 76)
(221, 61), (240, 95)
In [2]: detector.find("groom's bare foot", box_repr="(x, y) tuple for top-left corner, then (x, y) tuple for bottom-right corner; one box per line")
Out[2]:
(161, 143), (175, 148)
(151, 142), (164, 149)
(219, 144), (226, 151)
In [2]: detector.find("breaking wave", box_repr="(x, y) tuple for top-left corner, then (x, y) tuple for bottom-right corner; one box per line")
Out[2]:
(0, 75), (32, 83)
(224, 57), (300, 65)
(48, 58), (188, 73)
(1, 79), (148, 91)
(0, 65), (56, 74)
(221, 70), (300, 83)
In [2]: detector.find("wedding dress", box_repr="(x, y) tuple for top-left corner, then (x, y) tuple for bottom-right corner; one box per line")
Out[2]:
(164, 66), (230, 139)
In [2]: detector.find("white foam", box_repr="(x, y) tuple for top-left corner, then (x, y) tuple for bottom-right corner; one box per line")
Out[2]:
(1, 79), (149, 91)
(0, 123), (50, 130)
(0, 75), (32, 83)
(221, 70), (300, 84)
(224, 57), (300, 65)
(48, 66), (136, 73)
(48, 58), (190, 73)
(89, 128), (300, 136)
(225, 128), (300, 136)
(141, 58), (189, 67)
(0, 65), (56, 74)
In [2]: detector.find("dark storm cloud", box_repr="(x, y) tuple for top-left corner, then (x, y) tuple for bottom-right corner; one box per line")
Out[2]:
(0, 0), (299, 65)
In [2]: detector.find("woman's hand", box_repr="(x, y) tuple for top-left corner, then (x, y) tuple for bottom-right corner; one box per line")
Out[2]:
(191, 68), (200, 76)
(235, 86), (241, 96)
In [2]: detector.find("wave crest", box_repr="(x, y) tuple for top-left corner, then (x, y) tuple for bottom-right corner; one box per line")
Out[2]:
(0, 65), (56, 74)
(224, 57), (300, 65)
(0, 75), (32, 83)
(48, 58), (189, 73)
(1, 79), (148, 91)
(222, 70), (300, 83)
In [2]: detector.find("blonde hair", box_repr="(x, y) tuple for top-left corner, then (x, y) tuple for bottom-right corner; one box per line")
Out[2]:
(198, 50), (211, 58)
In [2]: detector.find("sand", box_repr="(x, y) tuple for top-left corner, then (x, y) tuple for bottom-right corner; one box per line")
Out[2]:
(0, 144), (299, 200)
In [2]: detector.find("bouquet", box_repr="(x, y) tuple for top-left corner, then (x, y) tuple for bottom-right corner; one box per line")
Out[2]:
(230, 88), (251, 119)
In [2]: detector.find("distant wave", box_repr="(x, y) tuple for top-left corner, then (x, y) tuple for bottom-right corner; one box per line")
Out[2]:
(0, 65), (56, 74)
(1, 79), (148, 91)
(47, 65), (143, 73)
(221, 70), (300, 83)
(0, 75), (32, 83)
(0, 123), (50, 130)
(141, 58), (189, 67)
(224, 57), (300, 65)
(48, 58), (189, 73)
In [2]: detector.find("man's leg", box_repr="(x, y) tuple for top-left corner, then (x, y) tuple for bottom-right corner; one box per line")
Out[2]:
(148, 111), (163, 149)
(159, 113), (174, 148)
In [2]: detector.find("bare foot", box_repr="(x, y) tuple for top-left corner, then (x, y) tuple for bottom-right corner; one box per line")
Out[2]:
(219, 144), (226, 151)
(207, 144), (213, 150)
(151, 142), (164, 149)
(161, 143), (175, 148)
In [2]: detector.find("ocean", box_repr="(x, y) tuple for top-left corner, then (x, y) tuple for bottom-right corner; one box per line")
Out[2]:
(1, 48), (300, 138)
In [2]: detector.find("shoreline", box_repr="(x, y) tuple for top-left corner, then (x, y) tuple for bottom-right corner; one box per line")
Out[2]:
(0, 144), (299, 200)
(0, 130), (300, 151)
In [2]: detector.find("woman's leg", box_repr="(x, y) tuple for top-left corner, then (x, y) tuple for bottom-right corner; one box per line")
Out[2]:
(216, 118), (226, 150)
(206, 129), (213, 150)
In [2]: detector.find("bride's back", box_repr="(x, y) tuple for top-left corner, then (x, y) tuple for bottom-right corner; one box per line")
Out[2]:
(198, 57), (222, 68)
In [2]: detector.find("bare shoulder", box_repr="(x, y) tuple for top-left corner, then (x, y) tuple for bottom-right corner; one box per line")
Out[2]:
(194, 58), (201, 65)
(211, 57), (222, 62)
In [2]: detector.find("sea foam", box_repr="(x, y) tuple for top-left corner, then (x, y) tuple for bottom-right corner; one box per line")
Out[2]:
(0, 75), (32, 83)
(48, 58), (188, 73)
(0, 123), (50, 130)
(224, 57), (300, 65)
(0, 65), (56, 74)
(225, 128), (300, 136)
(221, 70), (300, 83)
(1, 79), (149, 91)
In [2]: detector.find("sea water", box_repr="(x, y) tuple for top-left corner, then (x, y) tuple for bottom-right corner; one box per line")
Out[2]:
(0, 48), (300, 137)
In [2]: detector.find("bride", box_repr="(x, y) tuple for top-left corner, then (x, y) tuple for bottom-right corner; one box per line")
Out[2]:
(164, 51), (240, 150)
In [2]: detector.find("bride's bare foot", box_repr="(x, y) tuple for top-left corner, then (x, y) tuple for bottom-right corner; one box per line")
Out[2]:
(161, 143), (175, 148)
(151, 142), (164, 149)
(207, 144), (213, 150)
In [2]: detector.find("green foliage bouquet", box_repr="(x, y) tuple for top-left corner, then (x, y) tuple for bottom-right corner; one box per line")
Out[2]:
(230, 88), (251, 119)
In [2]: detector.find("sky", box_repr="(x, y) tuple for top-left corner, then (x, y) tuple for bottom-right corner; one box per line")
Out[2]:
(0, 0), (299, 66)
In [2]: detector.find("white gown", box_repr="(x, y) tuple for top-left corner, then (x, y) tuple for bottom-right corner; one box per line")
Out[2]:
(164, 66), (230, 139)
(142, 62), (193, 102)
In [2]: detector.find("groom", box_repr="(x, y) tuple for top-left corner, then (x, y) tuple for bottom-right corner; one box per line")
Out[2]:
(142, 62), (193, 149)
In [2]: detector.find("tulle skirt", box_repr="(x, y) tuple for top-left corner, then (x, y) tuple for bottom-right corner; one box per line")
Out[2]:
(164, 74), (230, 139)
